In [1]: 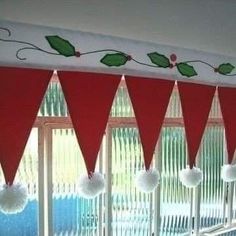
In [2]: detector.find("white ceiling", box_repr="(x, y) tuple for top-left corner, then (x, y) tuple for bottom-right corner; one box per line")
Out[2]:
(1, 0), (236, 58)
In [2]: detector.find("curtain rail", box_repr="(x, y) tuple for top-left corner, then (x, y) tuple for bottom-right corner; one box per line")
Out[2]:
(34, 117), (224, 128)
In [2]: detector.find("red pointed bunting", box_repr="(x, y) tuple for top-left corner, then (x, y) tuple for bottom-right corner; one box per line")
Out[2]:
(125, 76), (174, 170)
(0, 67), (52, 185)
(218, 87), (236, 164)
(58, 71), (121, 176)
(178, 82), (215, 168)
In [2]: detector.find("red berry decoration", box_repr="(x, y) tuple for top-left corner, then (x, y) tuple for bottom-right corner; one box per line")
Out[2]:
(169, 63), (174, 69)
(127, 55), (132, 61)
(170, 54), (177, 62)
(75, 51), (81, 57)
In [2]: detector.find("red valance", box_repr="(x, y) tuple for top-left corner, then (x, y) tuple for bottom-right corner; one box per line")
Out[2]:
(218, 87), (236, 164)
(58, 71), (121, 176)
(178, 82), (216, 168)
(126, 76), (174, 170)
(0, 67), (52, 185)
(0, 66), (236, 185)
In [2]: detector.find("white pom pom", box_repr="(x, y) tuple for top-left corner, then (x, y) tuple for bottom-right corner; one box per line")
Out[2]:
(0, 183), (28, 214)
(78, 172), (105, 199)
(221, 164), (236, 182)
(135, 169), (160, 193)
(179, 166), (203, 188)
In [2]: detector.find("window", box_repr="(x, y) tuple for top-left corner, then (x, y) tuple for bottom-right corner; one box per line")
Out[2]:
(1, 78), (235, 235)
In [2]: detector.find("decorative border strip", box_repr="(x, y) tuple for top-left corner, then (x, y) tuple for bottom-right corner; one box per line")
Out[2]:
(0, 27), (235, 78)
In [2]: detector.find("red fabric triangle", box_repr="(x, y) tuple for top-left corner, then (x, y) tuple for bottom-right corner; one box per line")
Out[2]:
(178, 82), (216, 168)
(0, 67), (52, 185)
(125, 76), (174, 170)
(218, 87), (236, 164)
(58, 71), (121, 176)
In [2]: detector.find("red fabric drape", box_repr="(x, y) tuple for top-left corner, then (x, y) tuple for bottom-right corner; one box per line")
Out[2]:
(58, 71), (121, 176)
(0, 67), (52, 185)
(218, 87), (236, 164)
(178, 82), (216, 168)
(125, 76), (174, 170)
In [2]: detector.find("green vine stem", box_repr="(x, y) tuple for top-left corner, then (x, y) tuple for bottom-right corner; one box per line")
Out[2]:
(80, 49), (124, 56)
(0, 27), (60, 60)
(80, 49), (161, 68)
(180, 60), (236, 77)
(0, 27), (235, 77)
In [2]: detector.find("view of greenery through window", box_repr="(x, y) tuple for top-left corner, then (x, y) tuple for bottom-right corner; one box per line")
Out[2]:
(0, 79), (235, 235)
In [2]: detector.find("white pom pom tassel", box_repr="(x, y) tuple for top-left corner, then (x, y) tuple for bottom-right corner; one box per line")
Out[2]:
(135, 169), (160, 193)
(0, 183), (28, 214)
(78, 172), (105, 199)
(179, 166), (203, 188)
(221, 164), (236, 182)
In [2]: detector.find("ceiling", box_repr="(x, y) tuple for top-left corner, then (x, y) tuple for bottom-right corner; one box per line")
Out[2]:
(1, 0), (236, 58)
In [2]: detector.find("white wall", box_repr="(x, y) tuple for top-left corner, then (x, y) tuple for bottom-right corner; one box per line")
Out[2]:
(0, 0), (236, 57)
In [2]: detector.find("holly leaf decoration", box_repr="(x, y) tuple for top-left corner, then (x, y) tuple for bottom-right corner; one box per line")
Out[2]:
(217, 63), (235, 75)
(176, 63), (197, 77)
(101, 53), (128, 67)
(45, 35), (76, 57)
(147, 52), (170, 68)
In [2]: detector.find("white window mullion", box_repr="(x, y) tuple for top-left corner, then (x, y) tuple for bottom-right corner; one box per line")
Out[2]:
(193, 153), (201, 235)
(227, 182), (234, 226)
(223, 131), (228, 225)
(105, 126), (113, 236)
(154, 136), (162, 236)
(44, 126), (53, 236)
(38, 126), (45, 236)
(98, 135), (105, 236)
(149, 192), (153, 235)
(225, 137), (235, 227)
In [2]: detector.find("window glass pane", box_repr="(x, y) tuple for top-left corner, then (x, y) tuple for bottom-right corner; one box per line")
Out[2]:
(111, 83), (134, 117)
(39, 81), (68, 117)
(208, 94), (222, 118)
(0, 128), (39, 236)
(232, 186), (236, 236)
(199, 126), (225, 229)
(160, 127), (190, 235)
(111, 127), (152, 235)
(165, 88), (183, 118)
(52, 129), (99, 236)
(38, 78), (228, 235)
